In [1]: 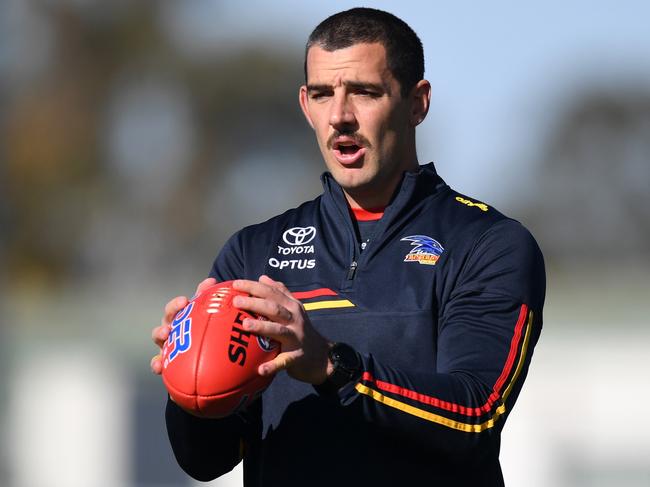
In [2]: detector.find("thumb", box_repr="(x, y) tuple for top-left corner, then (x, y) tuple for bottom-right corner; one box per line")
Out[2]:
(195, 277), (217, 294)
(258, 350), (300, 376)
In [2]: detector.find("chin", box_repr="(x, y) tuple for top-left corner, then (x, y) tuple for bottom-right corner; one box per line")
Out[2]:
(330, 168), (373, 190)
(338, 177), (380, 202)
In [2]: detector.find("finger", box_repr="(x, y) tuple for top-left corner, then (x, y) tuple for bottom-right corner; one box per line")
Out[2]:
(150, 354), (163, 375)
(195, 277), (217, 294)
(259, 275), (300, 304)
(152, 324), (170, 349)
(259, 275), (290, 293)
(242, 317), (294, 342)
(258, 350), (302, 376)
(163, 296), (189, 327)
(232, 278), (269, 296)
(233, 279), (294, 308)
(233, 295), (293, 323)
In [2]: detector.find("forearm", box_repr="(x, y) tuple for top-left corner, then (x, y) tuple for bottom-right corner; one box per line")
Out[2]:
(165, 398), (249, 481)
(323, 301), (541, 456)
(323, 358), (498, 455)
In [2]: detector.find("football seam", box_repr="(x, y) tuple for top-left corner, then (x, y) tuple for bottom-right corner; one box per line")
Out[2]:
(166, 285), (277, 409)
(195, 373), (270, 398)
(193, 292), (215, 411)
(195, 290), (275, 398)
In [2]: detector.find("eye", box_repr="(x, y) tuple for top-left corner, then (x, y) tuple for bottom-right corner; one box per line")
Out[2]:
(309, 91), (332, 100)
(354, 89), (380, 98)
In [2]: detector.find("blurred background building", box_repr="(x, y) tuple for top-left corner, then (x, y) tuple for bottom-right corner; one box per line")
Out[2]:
(1, 1), (649, 486)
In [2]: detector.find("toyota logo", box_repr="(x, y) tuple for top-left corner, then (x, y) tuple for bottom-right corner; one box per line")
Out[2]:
(282, 226), (316, 246)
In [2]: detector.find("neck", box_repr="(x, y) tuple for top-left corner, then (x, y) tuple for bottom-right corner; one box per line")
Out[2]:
(344, 191), (389, 210)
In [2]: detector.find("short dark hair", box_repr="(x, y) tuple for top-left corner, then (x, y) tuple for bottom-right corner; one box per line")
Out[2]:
(305, 8), (424, 97)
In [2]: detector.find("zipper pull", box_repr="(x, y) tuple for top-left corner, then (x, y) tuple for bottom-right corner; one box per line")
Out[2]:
(347, 261), (358, 280)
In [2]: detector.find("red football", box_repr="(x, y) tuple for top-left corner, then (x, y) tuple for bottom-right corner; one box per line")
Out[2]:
(161, 281), (279, 418)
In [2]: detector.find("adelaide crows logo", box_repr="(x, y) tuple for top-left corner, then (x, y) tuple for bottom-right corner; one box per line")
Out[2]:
(401, 235), (444, 266)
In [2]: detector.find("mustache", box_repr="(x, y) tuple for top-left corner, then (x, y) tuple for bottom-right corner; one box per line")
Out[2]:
(327, 131), (372, 150)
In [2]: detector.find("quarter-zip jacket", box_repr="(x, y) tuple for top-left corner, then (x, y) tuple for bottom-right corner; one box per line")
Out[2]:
(166, 162), (545, 486)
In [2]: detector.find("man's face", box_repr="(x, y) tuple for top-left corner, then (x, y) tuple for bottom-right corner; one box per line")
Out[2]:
(299, 43), (421, 207)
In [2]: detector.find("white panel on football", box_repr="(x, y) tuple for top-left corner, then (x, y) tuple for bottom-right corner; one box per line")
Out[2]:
(8, 347), (130, 487)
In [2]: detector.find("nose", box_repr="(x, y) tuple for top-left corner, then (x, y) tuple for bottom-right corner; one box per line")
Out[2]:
(329, 92), (357, 130)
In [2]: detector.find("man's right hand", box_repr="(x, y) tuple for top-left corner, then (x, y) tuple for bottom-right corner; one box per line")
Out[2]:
(150, 277), (217, 375)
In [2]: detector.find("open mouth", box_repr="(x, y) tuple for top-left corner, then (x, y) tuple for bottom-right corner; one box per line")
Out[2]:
(338, 143), (360, 155)
(333, 140), (366, 165)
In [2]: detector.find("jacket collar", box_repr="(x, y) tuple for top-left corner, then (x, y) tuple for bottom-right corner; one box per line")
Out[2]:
(320, 162), (445, 224)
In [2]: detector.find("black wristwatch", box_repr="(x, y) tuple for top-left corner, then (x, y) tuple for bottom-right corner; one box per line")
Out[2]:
(316, 342), (362, 396)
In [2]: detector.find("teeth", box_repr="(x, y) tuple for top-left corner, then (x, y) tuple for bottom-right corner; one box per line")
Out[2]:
(335, 140), (359, 149)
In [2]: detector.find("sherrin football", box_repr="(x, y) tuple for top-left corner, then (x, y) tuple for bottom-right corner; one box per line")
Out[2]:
(161, 281), (279, 418)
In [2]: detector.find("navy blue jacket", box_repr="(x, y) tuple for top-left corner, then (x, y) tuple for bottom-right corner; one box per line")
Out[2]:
(166, 162), (545, 486)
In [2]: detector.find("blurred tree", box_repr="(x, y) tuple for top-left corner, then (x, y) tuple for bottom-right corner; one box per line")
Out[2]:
(3, 0), (319, 290)
(524, 88), (650, 266)
(3, 0), (161, 287)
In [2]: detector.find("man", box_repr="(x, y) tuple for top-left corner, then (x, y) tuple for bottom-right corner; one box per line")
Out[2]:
(151, 7), (545, 486)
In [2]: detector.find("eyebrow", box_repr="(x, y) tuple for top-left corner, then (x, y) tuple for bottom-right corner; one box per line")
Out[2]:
(306, 81), (388, 93)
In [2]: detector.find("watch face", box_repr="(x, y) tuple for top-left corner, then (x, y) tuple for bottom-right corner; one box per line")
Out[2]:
(330, 343), (361, 375)
(317, 343), (362, 394)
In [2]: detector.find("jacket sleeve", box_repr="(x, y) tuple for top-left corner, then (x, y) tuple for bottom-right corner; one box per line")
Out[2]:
(332, 219), (545, 455)
(165, 230), (262, 480)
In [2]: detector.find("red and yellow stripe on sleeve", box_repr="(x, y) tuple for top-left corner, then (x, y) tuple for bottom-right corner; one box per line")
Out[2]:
(355, 304), (534, 433)
(292, 288), (355, 311)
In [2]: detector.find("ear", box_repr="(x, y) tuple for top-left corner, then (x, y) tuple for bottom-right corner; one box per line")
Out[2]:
(299, 85), (315, 130)
(410, 79), (431, 126)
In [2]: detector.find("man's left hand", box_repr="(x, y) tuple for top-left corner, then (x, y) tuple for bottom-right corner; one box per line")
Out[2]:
(232, 275), (332, 385)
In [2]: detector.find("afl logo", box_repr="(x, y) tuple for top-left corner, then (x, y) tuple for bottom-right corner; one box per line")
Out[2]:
(282, 226), (316, 246)
(257, 335), (277, 352)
